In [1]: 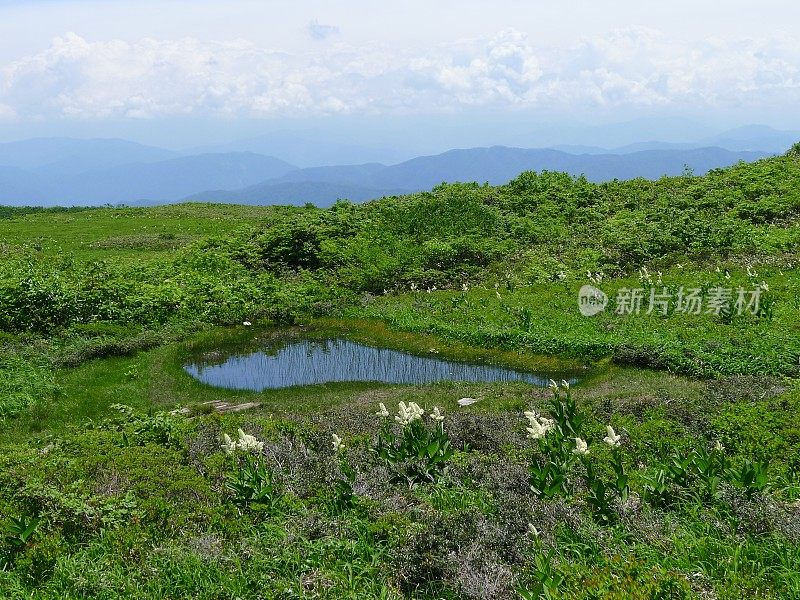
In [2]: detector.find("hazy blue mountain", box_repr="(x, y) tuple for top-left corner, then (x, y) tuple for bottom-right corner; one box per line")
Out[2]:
(507, 117), (720, 151)
(272, 163), (388, 186)
(189, 131), (409, 167)
(0, 136), (774, 207)
(553, 128), (799, 155)
(44, 152), (298, 205)
(520, 122), (798, 155)
(0, 152), (297, 206)
(607, 141), (705, 153)
(0, 166), (45, 205)
(290, 146), (769, 188)
(552, 142), (705, 154)
(185, 146), (770, 206)
(0, 137), (178, 173)
(549, 144), (610, 154)
(707, 125), (800, 153)
(186, 180), (413, 207)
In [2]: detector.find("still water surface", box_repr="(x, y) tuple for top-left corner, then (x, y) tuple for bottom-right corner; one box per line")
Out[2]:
(184, 338), (572, 391)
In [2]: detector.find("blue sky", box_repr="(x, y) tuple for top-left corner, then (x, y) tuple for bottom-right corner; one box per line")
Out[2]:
(0, 0), (798, 148)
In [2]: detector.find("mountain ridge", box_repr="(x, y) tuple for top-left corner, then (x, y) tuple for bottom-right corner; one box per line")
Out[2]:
(186, 145), (770, 207)
(0, 136), (779, 207)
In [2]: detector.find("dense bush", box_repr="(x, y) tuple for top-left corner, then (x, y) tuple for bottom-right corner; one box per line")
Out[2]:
(1, 152), (799, 341)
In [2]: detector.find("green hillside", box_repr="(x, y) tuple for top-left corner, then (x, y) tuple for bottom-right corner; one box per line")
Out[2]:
(0, 148), (799, 598)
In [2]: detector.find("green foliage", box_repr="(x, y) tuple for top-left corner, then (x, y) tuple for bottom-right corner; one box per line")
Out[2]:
(328, 457), (357, 514)
(225, 454), (282, 512)
(1, 154), (800, 381)
(98, 404), (185, 449)
(0, 349), (55, 420)
(728, 459), (769, 497)
(527, 384), (585, 499)
(374, 409), (455, 488)
(644, 446), (771, 506)
(0, 154), (800, 598)
(519, 543), (564, 600)
(1, 514), (41, 568)
(526, 384), (631, 526)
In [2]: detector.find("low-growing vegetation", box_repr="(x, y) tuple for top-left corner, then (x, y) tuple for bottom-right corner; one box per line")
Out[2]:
(1, 150), (799, 598)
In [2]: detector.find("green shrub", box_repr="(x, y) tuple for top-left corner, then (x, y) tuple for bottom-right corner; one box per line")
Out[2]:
(373, 402), (455, 488)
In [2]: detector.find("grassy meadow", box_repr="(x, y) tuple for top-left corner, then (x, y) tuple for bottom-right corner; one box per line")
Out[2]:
(0, 149), (799, 598)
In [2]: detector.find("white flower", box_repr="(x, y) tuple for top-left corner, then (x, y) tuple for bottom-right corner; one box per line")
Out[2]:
(525, 411), (554, 440)
(430, 407), (445, 422)
(526, 421), (547, 440)
(376, 403), (389, 418)
(222, 429), (264, 454)
(760, 281), (769, 291)
(603, 425), (621, 447)
(458, 397), (478, 407)
(221, 433), (236, 456)
(594, 272), (603, 284)
(237, 428), (264, 454)
(462, 283), (469, 292)
(395, 402), (408, 423)
(331, 433), (344, 452)
(395, 401), (425, 426)
(548, 379), (558, 391)
(573, 437), (589, 455)
(528, 523), (540, 537)
(410, 283), (418, 291)
(561, 379), (570, 390)
(242, 321), (252, 326)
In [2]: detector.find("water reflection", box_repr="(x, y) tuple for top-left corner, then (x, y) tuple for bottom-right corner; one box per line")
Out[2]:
(184, 337), (575, 391)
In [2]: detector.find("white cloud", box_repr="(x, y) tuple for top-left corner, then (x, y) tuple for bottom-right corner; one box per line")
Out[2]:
(0, 28), (798, 121)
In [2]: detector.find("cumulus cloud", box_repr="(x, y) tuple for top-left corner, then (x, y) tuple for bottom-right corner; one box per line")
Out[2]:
(307, 19), (339, 41)
(0, 28), (798, 121)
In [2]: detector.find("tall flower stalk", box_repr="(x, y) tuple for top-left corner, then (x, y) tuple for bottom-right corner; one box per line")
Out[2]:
(220, 430), (281, 513)
(373, 402), (453, 488)
(528, 380), (584, 499)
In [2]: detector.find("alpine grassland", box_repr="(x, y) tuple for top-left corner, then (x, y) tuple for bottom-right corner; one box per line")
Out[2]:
(1, 147), (799, 599)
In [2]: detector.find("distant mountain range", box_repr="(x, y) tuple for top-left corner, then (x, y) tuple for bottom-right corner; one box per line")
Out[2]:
(183, 121), (800, 165)
(0, 129), (791, 207)
(185, 146), (769, 207)
(0, 137), (178, 173)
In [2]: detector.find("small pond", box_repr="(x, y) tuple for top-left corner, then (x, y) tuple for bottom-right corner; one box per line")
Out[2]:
(184, 337), (576, 391)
